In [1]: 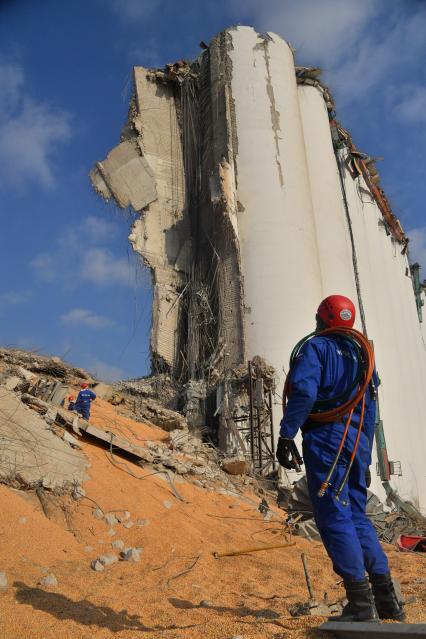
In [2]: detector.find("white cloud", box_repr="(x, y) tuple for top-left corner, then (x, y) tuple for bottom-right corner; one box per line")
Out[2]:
(393, 87), (426, 124)
(31, 233), (134, 289)
(81, 248), (132, 286)
(61, 308), (116, 329)
(0, 60), (71, 190)
(89, 359), (124, 382)
(257, 0), (378, 64)
(0, 290), (32, 306)
(107, 0), (159, 22)
(86, 216), (118, 242)
(334, 7), (426, 104)
(230, 0), (426, 105)
(231, 0), (379, 64)
(0, 62), (24, 113)
(30, 253), (56, 281)
(408, 227), (426, 270)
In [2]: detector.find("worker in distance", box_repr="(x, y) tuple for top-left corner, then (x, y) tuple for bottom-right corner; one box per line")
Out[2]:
(276, 295), (404, 623)
(74, 382), (96, 421)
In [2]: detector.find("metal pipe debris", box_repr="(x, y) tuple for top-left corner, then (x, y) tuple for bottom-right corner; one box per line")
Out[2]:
(213, 541), (295, 558)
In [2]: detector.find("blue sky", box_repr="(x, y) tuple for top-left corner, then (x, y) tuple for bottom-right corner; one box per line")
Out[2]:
(0, 0), (425, 381)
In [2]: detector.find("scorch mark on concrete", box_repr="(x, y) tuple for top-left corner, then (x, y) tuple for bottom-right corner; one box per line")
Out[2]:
(255, 34), (284, 187)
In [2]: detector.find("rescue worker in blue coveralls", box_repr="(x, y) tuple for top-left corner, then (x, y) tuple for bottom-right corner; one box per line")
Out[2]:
(74, 382), (96, 421)
(276, 295), (405, 623)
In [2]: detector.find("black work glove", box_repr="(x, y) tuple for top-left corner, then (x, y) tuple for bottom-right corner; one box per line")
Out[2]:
(365, 466), (371, 488)
(276, 437), (297, 470)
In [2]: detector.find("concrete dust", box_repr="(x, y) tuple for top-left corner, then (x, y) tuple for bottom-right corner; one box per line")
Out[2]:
(0, 400), (424, 638)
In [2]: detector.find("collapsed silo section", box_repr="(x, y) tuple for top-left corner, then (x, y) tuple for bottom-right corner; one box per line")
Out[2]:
(90, 69), (189, 377)
(89, 45), (251, 440)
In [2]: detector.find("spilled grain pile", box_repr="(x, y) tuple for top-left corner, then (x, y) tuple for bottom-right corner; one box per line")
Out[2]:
(0, 395), (424, 639)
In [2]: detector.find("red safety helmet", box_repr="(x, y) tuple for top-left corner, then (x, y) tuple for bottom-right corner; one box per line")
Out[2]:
(317, 295), (355, 328)
(68, 395), (74, 401)
(81, 382), (88, 389)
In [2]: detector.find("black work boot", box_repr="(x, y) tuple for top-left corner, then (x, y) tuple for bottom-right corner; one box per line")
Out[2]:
(370, 573), (406, 621)
(331, 578), (379, 622)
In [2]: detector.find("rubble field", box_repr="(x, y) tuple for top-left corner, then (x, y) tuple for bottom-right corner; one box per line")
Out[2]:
(0, 349), (425, 638)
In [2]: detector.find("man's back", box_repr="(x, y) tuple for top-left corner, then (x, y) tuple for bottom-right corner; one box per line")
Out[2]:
(282, 334), (377, 447)
(76, 389), (96, 404)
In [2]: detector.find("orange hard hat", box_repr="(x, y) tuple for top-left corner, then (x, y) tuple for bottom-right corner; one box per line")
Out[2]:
(317, 295), (356, 329)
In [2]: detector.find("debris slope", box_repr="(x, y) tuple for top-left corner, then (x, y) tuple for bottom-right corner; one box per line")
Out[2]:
(0, 351), (424, 638)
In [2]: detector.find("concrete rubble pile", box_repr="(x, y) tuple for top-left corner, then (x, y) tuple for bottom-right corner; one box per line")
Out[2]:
(115, 378), (187, 432)
(0, 387), (89, 491)
(118, 373), (181, 410)
(0, 350), (92, 493)
(0, 347), (91, 382)
(0, 347), (261, 503)
(2, 344), (421, 552)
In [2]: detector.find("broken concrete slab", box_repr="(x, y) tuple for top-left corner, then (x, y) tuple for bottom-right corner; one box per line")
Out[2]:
(136, 397), (187, 431)
(62, 431), (82, 449)
(98, 554), (118, 567)
(3, 376), (22, 391)
(91, 559), (105, 572)
(116, 511), (131, 523)
(55, 407), (159, 463)
(91, 140), (157, 211)
(118, 68), (188, 373)
(104, 513), (118, 526)
(18, 367), (35, 382)
(121, 547), (142, 562)
(111, 540), (124, 550)
(0, 388), (89, 491)
(222, 458), (250, 476)
(39, 574), (58, 587)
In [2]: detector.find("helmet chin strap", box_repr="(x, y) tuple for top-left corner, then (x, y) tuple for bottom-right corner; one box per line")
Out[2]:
(315, 314), (327, 332)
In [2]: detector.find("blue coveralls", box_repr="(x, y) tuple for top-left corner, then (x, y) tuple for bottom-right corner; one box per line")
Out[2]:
(280, 335), (389, 581)
(74, 389), (96, 420)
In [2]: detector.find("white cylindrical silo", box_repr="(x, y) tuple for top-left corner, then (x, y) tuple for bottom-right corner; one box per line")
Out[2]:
(341, 164), (426, 510)
(298, 85), (359, 306)
(228, 27), (323, 434)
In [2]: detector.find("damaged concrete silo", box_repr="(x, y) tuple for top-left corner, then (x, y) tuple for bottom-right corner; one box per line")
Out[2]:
(91, 26), (426, 512)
